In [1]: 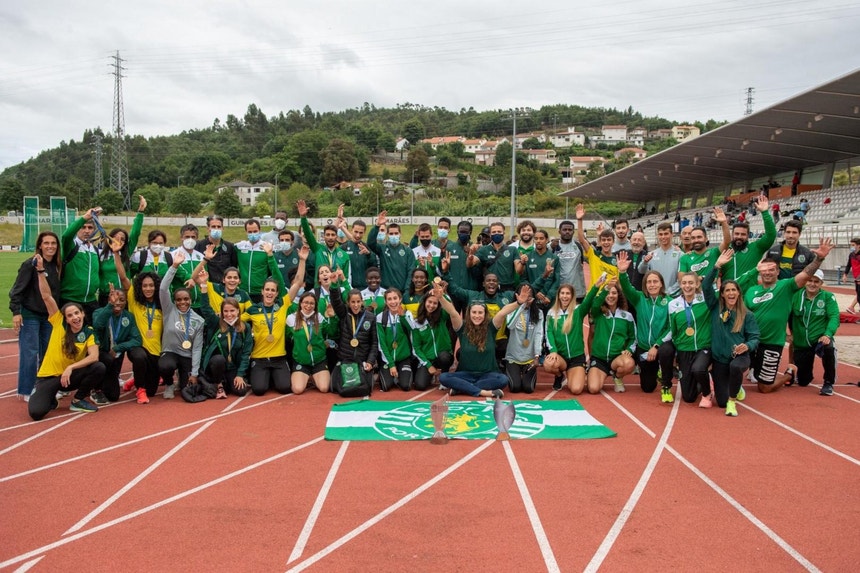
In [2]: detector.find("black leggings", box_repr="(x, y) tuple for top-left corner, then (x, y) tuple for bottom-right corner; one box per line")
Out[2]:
(506, 361), (538, 393)
(711, 354), (750, 407)
(204, 354), (249, 396)
(637, 342), (676, 393)
(29, 362), (107, 421)
(379, 358), (414, 391)
(249, 356), (291, 395)
(159, 352), (192, 390)
(98, 349), (125, 402)
(127, 347), (162, 397)
(412, 351), (454, 391)
(676, 349), (711, 403)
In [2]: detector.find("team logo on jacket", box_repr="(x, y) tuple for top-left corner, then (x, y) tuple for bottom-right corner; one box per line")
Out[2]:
(76, 332), (86, 343)
(817, 300), (824, 308)
(121, 317), (130, 327)
(798, 255), (806, 263)
(752, 292), (774, 304)
(503, 250), (511, 257)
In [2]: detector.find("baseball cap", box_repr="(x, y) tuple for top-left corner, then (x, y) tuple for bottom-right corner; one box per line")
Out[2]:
(813, 270), (824, 281)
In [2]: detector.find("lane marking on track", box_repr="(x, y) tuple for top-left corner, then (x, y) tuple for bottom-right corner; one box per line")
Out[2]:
(284, 441), (495, 573)
(1, 388), (18, 397)
(584, 391), (680, 573)
(0, 395), (138, 433)
(0, 416), (81, 457)
(285, 387), (435, 564)
(666, 445), (821, 573)
(12, 556), (43, 572)
(738, 402), (860, 466)
(809, 383), (860, 405)
(502, 440), (560, 572)
(0, 436), (325, 570)
(0, 394), (291, 483)
(287, 441), (349, 564)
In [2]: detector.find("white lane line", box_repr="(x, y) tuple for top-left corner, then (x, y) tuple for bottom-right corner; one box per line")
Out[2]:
(809, 383), (860, 405)
(666, 445), (821, 572)
(584, 391), (680, 573)
(600, 391), (657, 438)
(284, 441), (495, 573)
(1, 388), (18, 397)
(287, 441), (350, 564)
(0, 436), (325, 571)
(64, 420), (217, 535)
(0, 394), (291, 483)
(0, 415), (81, 457)
(502, 440), (560, 573)
(0, 395), (138, 433)
(737, 402), (860, 466)
(12, 556), (44, 572)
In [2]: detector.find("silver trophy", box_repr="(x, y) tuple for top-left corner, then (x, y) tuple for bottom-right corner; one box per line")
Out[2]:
(429, 394), (450, 444)
(494, 398), (516, 441)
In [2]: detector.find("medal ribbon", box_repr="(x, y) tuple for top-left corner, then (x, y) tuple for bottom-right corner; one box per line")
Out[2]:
(181, 310), (192, 345)
(109, 314), (122, 348)
(684, 299), (694, 329)
(264, 305), (275, 337)
(145, 302), (156, 332)
(351, 313), (366, 339)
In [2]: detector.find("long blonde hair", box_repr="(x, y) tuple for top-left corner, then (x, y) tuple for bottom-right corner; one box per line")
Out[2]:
(549, 284), (576, 335)
(719, 281), (748, 334)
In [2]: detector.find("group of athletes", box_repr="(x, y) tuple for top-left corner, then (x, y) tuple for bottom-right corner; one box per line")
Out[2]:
(9, 192), (842, 420)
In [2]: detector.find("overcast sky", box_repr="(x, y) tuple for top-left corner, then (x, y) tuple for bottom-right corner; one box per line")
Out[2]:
(1, 0), (858, 171)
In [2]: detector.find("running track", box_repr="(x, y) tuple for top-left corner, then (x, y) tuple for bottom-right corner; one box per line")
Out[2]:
(1, 327), (858, 572)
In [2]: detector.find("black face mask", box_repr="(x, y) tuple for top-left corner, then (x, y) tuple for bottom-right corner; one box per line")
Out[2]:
(420, 239), (431, 247)
(458, 233), (470, 245)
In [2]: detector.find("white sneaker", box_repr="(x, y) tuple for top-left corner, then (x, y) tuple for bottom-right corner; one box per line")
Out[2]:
(163, 384), (176, 400)
(613, 378), (626, 393)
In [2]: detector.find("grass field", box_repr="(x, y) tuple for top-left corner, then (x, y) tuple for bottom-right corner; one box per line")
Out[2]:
(0, 251), (29, 327)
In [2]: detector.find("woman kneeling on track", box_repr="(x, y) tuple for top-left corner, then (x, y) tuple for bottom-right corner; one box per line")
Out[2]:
(197, 274), (254, 398)
(668, 272), (713, 406)
(287, 291), (336, 394)
(587, 278), (636, 394)
(28, 254), (106, 420)
(329, 285), (378, 396)
(705, 249), (760, 416)
(242, 244), (308, 396)
(503, 284), (544, 393)
(543, 279), (601, 394)
(616, 251), (676, 403)
(439, 292), (526, 398)
(158, 251), (206, 400)
(92, 280), (142, 404)
(406, 283), (456, 391)
(376, 288), (415, 391)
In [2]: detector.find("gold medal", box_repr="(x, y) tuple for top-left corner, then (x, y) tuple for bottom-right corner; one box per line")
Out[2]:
(181, 340), (192, 350)
(146, 329), (155, 339)
(307, 344), (313, 353)
(350, 338), (359, 348)
(433, 277), (441, 285)
(685, 326), (695, 336)
(392, 341), (398, 349)
(522, 339), (530, 347)
(266, 334), (275, 343)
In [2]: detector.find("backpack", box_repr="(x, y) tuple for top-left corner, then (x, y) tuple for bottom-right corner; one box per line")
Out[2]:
(332, 362), (373, 398)
(136, 248), (172, 271)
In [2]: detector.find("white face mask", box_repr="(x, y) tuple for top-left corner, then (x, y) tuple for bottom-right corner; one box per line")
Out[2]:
(150, 244), (164, 255)
(274, 219), (286, 230)
(182, 238), (196, 250)
(224, 316), (238, 326)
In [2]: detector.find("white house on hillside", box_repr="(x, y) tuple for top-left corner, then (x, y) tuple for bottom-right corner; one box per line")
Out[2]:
(218, 180), (274, 206)
(589, 125), (628, 147)
(569, 156), (608, 173)
(672, 125), (701, 141)
(548, 127), (585, 148)
(524, 149), (557, 164)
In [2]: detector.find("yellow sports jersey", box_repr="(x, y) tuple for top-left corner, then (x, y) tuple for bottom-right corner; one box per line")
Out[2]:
(242, 294), (293, 359)
(127, 292), (163, 355)
(37, 312), (96, 377)
(780, 246), (797, 274)
(585, 247), (619, 286)
(206, 282), (252, 315)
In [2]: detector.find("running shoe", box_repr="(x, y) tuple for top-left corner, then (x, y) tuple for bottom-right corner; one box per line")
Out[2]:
(661, 387), (674, 403)
(553, 375), (564, 391)
(736, 386), (746, 402)
(163, 384), (176, 400)
(70, 399), (98, 413)
(819, 383), (834, 396)
(725, 399), (738, 417)
(613, 378), (626, 393)
(121, 377), (136, 392)
(698, 394), (713, 408)
(90, 390), (109, 405)
(136, 387), (150, 404)
(491, 389), (504, 399)
(55, 390), (70, 400)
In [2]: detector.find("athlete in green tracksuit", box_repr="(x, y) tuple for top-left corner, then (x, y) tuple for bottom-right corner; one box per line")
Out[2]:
(61, 209), (101, 319)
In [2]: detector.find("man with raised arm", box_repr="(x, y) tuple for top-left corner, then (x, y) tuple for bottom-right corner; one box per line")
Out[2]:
(367, 210), (415, 292)
(720, 194), (777, 281)
(575, 203), (619, 285)
(298, 200), (351, 286)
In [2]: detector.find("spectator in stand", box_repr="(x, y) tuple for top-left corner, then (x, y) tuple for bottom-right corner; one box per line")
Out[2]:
(772, 202), (781, 224)
(766, 220), (814, 279)
(790, 270), (839, 396)
(195, 215), (238, 285)
(842, 238), (860, 313)
(791, 170), (801, 196)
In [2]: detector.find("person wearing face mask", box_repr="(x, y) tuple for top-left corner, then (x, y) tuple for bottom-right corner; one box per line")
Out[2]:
(234, 218), (272, 303)
(59, 207), (103, 322)
(468, 221), (518, 293)
(195, 215), (238, 285)
(273, 229), (315, 291)
(720, 195), (776, 282)
(130, 230), (172, 279)
(341, 218), (377, 290)
(287, 291), (337, 394)
(790, 270), (839, 396)
(412, 223), (442, 281)
(196, 282), (254, 399)
(431, 220), (480, 304)
(171, 224), (205, 309)
(367, 210), (416, 292)
(298, 200), (352, 287)
(262, 210), (303, 249)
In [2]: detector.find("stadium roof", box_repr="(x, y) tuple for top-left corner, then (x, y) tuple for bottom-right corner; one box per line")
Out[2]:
(563, 68), (860, 204)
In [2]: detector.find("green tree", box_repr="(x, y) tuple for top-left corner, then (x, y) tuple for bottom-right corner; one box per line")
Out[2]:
(189, 151), (232, 184)
(495, 141), (514, 168)
(212, 188), (244, 217)
(405, 147), (431, 183)
(167, 187), (202, 216)
(522, 137), (543, 150)
(137, 183), (164, 214)
(377, 132), (396, 152)
(285, 130), (329, 187)
(63, 176), (90, 209)
(402, 119), (425, 145)
(93, 188), (125, 214)
(0, 178), (25, 211)
(320, 138), (360, 186)
(284, 182), (315, 217)
(252, 200), (272, 218)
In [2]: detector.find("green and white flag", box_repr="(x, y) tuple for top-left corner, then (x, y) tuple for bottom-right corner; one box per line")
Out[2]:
(325, 399), (616, 441)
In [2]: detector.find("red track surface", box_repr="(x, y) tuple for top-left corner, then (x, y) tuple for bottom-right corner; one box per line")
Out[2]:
(1, 329), (859, 572)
